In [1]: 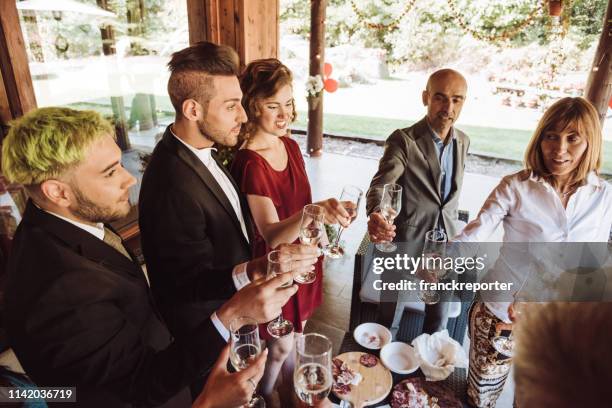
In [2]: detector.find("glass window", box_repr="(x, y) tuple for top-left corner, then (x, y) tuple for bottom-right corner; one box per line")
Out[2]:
(16, 0), (188, 205)
(280, 0), (611, 174)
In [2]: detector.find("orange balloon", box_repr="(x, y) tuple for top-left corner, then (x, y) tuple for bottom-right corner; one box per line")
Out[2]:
(324, 78), (339, 93)
(609, 96), (612, 110)
(324, 62), (333, 78)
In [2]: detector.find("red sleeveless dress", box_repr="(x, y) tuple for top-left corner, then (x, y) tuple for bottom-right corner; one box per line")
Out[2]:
(231, 136), (323, 339)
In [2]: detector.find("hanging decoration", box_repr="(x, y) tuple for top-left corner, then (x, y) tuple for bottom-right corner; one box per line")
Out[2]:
(542, 0), (571, 86)
(350, 0), (417, 30)
(447, 0), (545, 43)
(548, 0), (563, 16)
(323, 62), (333, 78)
(323, 63), (338, 93)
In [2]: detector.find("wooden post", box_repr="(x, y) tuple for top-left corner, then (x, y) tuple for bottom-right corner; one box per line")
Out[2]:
(238, 0), (279, 66)
(584, 0), (612, 125)
(187, 0), (220, 44)
(307, 0), (326, 157)
(0, 1), (37, 125)
(187, 0), (278, 67)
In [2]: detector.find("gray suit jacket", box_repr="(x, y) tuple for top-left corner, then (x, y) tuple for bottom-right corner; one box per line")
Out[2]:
(366, 117), (470, 246)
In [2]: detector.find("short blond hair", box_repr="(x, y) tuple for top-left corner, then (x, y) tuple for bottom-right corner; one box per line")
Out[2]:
(514, 302), (612, 407)
(2, 107), (113, 185)
(524, 97), (601, 187)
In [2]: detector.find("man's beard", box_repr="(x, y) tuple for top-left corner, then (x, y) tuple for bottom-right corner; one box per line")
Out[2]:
(71, 186), (130, 224)
(197, 119), (238, 147)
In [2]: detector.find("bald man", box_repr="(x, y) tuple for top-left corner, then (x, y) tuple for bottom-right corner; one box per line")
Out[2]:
(365, 69), (470, 334)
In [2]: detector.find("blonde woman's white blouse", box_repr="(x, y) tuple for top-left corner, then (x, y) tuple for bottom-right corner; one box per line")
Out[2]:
(455, 171), (612, 243)
(453, 171), (612, 322)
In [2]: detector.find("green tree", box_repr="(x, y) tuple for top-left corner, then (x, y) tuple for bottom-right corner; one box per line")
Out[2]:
(280, 0), (607, 67)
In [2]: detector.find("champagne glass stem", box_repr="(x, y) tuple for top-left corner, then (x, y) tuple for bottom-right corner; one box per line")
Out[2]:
(332, 226), (345, 248)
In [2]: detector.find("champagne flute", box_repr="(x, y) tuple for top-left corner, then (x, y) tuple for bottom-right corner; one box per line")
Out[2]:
(323, 185), (363, 259)
(294, 333), (333, 406)
(423, 228), (448, 279)
(375, 183), (402, 253)
(297, 204), (325, 284)
(416, 268), (440, 305)
(266, 250), (294, 338)
(230, 317), (265, 408)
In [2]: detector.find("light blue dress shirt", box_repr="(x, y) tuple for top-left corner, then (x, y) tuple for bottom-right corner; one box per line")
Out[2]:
(427, 124), (455, 203)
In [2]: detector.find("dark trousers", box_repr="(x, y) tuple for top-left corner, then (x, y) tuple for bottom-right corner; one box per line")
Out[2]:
(423, 301), (450, 334)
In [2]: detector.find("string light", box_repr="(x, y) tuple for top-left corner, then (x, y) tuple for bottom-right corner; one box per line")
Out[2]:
(350, 0), (417, 30)
(447, 0), (545, 43)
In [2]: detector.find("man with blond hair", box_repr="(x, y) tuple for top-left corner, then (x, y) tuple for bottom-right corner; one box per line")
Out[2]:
(2, 107), (297, 407)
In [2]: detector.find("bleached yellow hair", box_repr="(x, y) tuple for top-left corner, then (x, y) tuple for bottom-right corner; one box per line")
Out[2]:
(2, 107), (114, 185)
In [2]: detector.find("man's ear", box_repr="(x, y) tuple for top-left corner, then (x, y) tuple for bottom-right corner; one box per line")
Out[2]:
(181, 99), (202, 121)
(40, 179), (72, 208)
(422, 90), (429, 107)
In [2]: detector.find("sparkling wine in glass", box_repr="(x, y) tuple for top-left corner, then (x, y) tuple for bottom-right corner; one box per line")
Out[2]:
(229, 317), (265, 408)
(423, 228), (448, 279)
(294, 333), (333, 406)
(297, 204), (325, 283)
(375, 183), (402, 253)
(323, 185), (363, 259)
(416, 269), (440, 305)
(266, 250), (294, 338)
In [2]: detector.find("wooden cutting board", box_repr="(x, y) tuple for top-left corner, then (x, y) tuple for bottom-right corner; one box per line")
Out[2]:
(332, 352), (393, 408)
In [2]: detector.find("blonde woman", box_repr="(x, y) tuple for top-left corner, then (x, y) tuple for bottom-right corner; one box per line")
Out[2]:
(453, 97), (612, 407)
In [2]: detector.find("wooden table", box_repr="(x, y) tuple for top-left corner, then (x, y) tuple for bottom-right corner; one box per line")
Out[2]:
(331, 332), (469, 407)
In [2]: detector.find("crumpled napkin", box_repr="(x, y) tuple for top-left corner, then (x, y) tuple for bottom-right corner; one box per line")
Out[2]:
(411, 330), (468, 381)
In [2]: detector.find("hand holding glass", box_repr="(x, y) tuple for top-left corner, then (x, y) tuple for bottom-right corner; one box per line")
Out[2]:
(297, 204), (325, 283)
(323, 185), (363, 259)
(229, 317), (265, 408)
(491, 295), (527, 358)
(266, 250), (294, 338)
(375, 183), (402, 253)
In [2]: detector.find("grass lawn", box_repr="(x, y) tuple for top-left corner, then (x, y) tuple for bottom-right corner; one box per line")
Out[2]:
(295, 111), (612, 173)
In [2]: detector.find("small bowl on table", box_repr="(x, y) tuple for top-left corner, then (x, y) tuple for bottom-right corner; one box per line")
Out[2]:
(380, 342), (420, 375)
(353, 322), (392, 350)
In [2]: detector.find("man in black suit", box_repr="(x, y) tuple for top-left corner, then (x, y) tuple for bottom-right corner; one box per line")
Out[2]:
(2, 107), (296, 407)
(139, 42), (320, 338)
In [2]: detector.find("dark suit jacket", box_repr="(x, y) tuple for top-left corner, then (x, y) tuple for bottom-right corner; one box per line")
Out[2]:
(139, 127), (254, 338)
(4, 201), (225, 407)
(366, 118), (470, 245)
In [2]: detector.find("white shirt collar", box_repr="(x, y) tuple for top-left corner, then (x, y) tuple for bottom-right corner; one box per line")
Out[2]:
(170, 125), (217, 167)
(42, 207), (105, 240)
(528, 170), (602, 190)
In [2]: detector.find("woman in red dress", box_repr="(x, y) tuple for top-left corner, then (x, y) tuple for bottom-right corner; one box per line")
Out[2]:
(231, 59), (350, 407)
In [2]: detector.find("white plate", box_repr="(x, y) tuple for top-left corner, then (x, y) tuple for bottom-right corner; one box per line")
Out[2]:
(353, 322), (392, 350)
(380, 342), (419, 374)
